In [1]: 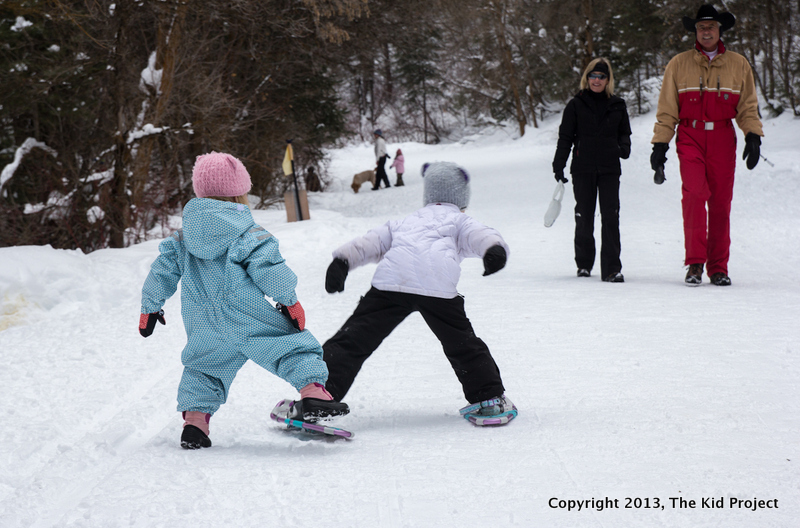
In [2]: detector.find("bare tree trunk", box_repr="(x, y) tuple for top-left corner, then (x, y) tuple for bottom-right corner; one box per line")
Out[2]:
(368, 75), (375, 129)
(492, 1), (526, 136)
(107, 2), (134, 248)
(527, 80), (539, 128)
(773, 0), (797, 114)
(766, 0), (776, 99)
(355, 76), (365, 138)
(383, 42), (393, 101)
(361, 56), (376, 130)
(582, 0), (594, 68)
(423, 73), (428, 143)
(635, 67), (642, 114)
(131, 1), (189, 218)
(747, 49), (766, 98)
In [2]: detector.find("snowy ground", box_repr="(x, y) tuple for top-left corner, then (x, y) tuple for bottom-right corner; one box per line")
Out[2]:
(1, 107), (798, 528)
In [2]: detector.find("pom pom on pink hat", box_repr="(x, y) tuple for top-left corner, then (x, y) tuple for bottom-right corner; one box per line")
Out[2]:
(192, 152), (252, 198)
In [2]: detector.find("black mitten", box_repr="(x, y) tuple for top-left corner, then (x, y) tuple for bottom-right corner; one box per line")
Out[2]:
(325, 258), (349, 293)
(554, 170), (568, 183)
(742, 132), (761, 170)
(651, 143), (669, 184)
(650, 143), (668, 171)
(482, 245), (507, 276)
(654, 165), (666, 185)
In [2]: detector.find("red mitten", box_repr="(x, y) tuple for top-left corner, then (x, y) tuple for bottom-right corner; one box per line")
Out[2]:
(277, 302), (305, 331)
(139, 310), (165, 337)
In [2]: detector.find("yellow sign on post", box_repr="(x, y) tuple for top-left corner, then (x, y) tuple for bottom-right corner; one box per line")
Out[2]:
(282, 143), (294, 177)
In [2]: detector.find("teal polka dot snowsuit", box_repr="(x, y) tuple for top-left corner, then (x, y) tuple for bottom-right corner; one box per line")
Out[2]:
(141, 198), (328, 415)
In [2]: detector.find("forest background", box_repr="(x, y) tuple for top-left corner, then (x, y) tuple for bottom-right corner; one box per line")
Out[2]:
(1, 0), (798, 252)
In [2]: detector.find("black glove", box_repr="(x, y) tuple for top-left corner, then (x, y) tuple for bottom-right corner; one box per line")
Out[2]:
(650, 143), (668, 171)
(654, 165), (666, 185)
(743, 132), (761, 170)
(482, 245), (507, 276)
(554, 170), (568, 183)
(325, 258), (349, 293)
(139, 309), (165, 337)
(651, 143), (669, 184)
(619, 143), (631, 159)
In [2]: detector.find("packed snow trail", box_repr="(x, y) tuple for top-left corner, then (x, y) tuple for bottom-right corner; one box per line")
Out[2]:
(0, 109), (798, 527)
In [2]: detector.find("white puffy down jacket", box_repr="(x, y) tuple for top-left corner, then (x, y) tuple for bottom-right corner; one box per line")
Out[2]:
(374, 136), (388, 161)
(333, 203), (509, 299)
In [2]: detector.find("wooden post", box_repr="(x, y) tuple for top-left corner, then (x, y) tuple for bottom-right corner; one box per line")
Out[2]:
(284, 190), (310, 222)
(282, 140), (309, 222)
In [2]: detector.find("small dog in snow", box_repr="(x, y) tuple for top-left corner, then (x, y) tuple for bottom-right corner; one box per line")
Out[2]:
(351, 170), (376, 193)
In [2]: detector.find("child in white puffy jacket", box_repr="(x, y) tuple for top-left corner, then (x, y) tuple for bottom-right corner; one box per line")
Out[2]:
(322, 161), (517, 425)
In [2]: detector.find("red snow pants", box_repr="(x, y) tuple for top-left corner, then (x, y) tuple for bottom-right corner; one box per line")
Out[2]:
(675, 121), (737, 276)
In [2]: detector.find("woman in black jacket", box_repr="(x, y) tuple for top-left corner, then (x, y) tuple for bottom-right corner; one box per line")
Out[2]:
(552, 58), (632, 282)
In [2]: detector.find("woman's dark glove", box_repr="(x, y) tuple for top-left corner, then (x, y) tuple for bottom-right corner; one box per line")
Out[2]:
(619, 143), (631, 159)
(742, 132), (761, 170)
(554, 170), (568, 183)
(325, 258), (349, 293)
(482, 245), (507, 276)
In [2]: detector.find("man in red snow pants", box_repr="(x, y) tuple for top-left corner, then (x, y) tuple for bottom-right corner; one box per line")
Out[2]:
(650, 4), (764, 286)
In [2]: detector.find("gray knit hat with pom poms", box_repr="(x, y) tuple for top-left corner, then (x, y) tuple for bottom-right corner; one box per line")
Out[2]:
(421, 161), (471, 211)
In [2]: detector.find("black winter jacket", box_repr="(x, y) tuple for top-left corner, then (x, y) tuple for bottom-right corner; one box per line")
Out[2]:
(552, 90), (632, 176)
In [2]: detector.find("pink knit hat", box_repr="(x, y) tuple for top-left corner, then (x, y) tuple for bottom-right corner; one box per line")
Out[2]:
(192, 152), (252, 198)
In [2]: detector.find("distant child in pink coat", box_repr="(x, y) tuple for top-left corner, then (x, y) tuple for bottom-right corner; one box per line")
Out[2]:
(390, 149), (405, 187)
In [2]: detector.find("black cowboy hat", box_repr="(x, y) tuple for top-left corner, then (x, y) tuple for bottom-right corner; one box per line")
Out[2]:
(683, 4), (736, 32)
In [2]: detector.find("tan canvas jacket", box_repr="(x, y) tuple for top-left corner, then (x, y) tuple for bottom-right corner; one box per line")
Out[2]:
(652, 42), (764, 144)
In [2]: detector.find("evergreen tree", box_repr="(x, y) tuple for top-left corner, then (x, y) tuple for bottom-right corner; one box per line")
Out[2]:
(395, 26), (445, 143)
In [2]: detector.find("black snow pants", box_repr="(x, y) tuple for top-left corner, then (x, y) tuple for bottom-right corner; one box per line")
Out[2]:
(572, 171), (622, 279)
(323, 287), (505, 404)
(373, 155), (391, 189)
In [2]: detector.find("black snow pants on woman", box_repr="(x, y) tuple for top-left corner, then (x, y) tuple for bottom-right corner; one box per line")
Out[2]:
(572, 171), (622, 278)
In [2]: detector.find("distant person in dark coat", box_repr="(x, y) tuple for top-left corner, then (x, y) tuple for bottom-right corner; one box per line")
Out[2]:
(552, 58), (632, 283)
(372, 129), (391, 190)
(305, 166), (321, 192)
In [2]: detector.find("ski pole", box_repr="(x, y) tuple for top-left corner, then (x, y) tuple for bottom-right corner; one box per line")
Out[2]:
(759, 153), (775, 167)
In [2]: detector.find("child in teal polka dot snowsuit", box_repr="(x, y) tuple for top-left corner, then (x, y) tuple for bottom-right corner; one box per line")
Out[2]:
(140, 152), (348, 449)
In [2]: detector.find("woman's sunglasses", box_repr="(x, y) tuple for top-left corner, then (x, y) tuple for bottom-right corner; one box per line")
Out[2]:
(588, 73), (607, 80)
